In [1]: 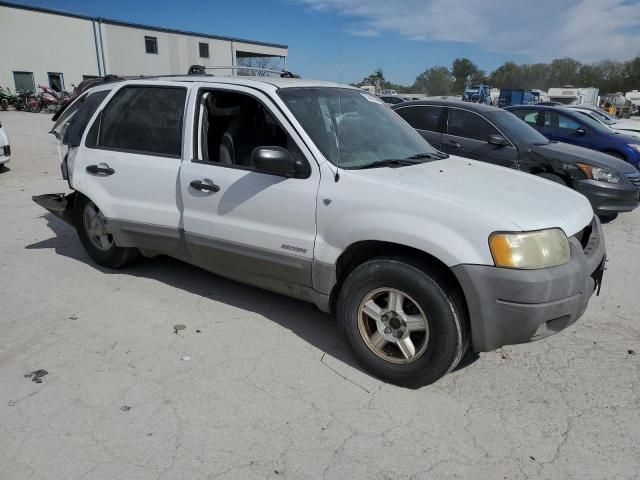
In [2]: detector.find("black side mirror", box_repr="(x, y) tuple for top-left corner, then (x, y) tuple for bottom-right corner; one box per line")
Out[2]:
(576, 127), (587, 135)
(251, 146), (298, 177)
(488, 134), (509, 146)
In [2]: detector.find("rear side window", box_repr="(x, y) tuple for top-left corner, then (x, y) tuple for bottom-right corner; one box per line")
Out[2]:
(447, 109), (498, 141)
(397, 106), (442, 132)
(512, 109), (540, 127)
(87, 86), (187, 157)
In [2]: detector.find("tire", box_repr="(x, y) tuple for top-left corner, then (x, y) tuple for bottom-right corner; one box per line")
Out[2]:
(536, 172), (567, 185)
(74, 194), (138, 269)
(337, 257), (469, 387)
(29, 101), (42, 113)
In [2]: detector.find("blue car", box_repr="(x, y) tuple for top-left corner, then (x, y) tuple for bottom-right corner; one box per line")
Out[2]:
(505, 105), (640, 170)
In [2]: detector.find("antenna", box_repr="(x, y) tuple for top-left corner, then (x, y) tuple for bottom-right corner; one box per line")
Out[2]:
(334, 13), (344, 182)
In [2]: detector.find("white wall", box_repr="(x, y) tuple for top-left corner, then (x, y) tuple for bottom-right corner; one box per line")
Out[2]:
(0, 4), (288, 91)
(101, 24), (286, 77)
(0, 6), (99, 91)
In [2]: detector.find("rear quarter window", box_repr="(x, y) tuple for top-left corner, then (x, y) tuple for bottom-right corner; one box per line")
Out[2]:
(86, 86), (187, 157)
(63, 91), (110, 146)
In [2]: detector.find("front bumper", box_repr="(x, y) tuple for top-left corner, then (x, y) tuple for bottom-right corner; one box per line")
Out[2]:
(452, 216), (606, 352)
(574, 178), (640, 215)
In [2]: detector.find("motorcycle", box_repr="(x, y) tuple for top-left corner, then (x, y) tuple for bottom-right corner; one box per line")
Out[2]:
(0, 87), (15, 111)
(12, 90), (34, 111)
(28, 85), (62, 113)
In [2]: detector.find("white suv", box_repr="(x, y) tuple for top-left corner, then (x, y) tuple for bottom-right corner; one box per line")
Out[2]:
(35, 73), (606, 386)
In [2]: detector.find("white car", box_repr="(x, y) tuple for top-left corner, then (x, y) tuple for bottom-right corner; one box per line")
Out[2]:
(0, 121), (10, 167)
(568, 106), (640, 139)
(34, 72), (606, 386)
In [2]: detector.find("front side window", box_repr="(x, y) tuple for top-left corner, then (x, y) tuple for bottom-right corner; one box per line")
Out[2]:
(396, 106), (442, 132)
(447, 109), (498, 142)
(195, 90), (307, 173)
(145, 36), (158, 54)
(87, 86), (186, 157)
(278, 88), (439, 169)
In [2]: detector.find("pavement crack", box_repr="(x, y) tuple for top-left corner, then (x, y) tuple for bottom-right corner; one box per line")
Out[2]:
(320, 351), (371, 394)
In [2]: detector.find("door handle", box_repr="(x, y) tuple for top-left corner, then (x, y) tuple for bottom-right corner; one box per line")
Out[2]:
(447, 140), (461, 148)
(190, 179), (220, 193)
(86, 163), (115, 176)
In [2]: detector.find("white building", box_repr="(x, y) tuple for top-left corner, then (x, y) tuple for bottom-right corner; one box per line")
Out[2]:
(0, 1), (288, 92)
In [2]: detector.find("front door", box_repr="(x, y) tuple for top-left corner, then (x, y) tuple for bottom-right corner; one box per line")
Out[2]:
(441, 107), (518, 168)
(73, 84), (188, 250)
(179, 85), (320, 288)
(539, 110), (594, 148)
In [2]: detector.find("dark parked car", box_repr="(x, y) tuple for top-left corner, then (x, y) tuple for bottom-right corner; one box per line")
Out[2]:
(505, 105), (640, 169)
(393, 100), (640, 218)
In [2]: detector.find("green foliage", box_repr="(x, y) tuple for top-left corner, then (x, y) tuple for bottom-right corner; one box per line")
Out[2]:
(356, 56), (640, 97)
(412, 66), (454, 95)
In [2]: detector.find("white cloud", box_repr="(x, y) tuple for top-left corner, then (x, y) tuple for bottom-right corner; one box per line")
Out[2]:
(295, 0), (640, 61)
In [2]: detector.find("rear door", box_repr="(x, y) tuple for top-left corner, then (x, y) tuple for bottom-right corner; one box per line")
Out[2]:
(73, 83), (188, 251)
(441, 107), (518, 168)
(394, 105), (444, 149)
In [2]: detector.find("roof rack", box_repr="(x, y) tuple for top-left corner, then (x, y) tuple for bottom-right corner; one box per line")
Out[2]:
(187, 64), (299, 78)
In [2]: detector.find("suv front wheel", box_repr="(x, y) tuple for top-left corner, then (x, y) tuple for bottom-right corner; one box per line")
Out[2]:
(74, 194), (138, 269)
(337, 258), (469, 386)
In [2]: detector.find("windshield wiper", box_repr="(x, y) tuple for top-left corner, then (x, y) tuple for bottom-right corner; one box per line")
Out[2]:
(350, 158), (422, 169)
(406, 152), (449, 160)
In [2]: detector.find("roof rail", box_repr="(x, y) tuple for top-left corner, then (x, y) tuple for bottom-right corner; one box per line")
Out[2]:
(187, 64), (299, 78)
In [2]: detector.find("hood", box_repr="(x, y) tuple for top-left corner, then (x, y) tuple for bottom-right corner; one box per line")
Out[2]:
(348, 156), (593, 236)
(532, 141), (637, 174)
(612, 119), (640, 132)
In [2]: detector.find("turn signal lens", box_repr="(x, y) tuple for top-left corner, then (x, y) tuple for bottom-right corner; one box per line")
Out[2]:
(489, 229), (570, 269)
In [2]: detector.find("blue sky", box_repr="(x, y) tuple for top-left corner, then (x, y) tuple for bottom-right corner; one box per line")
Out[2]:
(14, 0), (640, 85)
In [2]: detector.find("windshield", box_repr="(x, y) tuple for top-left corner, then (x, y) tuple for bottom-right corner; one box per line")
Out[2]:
(278, 87), (440, 169)
(495, 111), (549, 145)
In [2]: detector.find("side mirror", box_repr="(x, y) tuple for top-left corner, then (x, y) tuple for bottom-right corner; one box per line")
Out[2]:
(251, 146), (297, 177)
(576, 127), (587, 135)
(488, 134), (509, 147)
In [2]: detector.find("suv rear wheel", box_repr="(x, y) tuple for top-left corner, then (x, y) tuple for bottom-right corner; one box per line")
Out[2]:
(74, 194), (138, 269)
(337, 258), (469, 387)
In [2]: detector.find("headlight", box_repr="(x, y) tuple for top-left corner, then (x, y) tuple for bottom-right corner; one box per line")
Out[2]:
(576, 163), (623, 184)
(489, 229), (570, 269)
(629, 144), (640, 153)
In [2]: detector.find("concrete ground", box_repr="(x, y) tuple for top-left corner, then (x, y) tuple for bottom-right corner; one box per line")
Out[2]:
(1, 110), (639, 480)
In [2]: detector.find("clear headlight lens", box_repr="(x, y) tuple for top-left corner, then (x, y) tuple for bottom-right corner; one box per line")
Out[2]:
(489, 229), (570, 269)
(576, 163), (623, 184)
(629, 144), (640, 153)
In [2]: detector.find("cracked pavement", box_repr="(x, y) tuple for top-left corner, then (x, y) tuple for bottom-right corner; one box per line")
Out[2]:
(1, 111), (639, 479)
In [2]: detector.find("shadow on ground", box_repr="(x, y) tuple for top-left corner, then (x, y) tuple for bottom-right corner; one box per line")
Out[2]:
(26, 213), (479, 388)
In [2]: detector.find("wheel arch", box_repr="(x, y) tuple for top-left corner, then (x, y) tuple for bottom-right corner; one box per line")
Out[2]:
(328, 240), (468, 317)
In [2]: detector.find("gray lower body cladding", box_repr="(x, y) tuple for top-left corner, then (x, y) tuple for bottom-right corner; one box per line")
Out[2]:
(453, 216), (606, 352)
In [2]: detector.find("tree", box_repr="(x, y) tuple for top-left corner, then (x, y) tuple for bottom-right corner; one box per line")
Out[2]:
(548, 58), (581, 87)
(488, 62), (523, 88)
(412, 66), (454, 95)
(452, 58), (482, 92)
